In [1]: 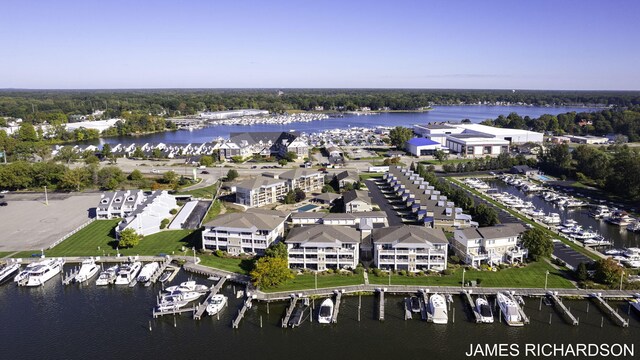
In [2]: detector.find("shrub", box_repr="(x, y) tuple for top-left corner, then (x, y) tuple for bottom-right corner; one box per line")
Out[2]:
(160, 218), (170, 229)
(442, 269), (454, 276)
(214, 249), (224, 257)
(449, 255), (461, 264)
(169, 208), (178, 215)
(372, 268), (382, 277)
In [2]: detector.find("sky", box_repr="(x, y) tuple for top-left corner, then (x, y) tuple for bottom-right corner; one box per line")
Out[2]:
(0, 0), (638, 90)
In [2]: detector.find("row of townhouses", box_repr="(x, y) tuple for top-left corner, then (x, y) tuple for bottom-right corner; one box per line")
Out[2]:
(219, 131), (308, 160)
(235, 169), (324, 207)
(97, 190), (177, 236)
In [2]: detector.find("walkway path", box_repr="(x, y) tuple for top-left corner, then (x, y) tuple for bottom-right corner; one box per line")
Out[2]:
(363, 272), (370, 285)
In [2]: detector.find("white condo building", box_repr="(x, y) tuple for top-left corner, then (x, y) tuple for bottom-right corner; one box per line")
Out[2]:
(115, 190), (177, 236)
(372, 225), (448, 272)
(286, 225), (360, 271)
(452, 223), (528, 267)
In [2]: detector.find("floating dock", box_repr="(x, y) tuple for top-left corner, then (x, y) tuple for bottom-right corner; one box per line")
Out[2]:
(194, 277), (227, 320)
(281, 296), (299, 327)
(231, 296), (253, 329)
(147, 256), (172, 285)
(152, 305), (197, 318)
(377, 289), (385, 321)
(61, 267), (79, 285)
(591, 294), (629, 327)
(331, 291), (342, 324)
(462, 290), (482, 323)
(548, 292), (579, 326)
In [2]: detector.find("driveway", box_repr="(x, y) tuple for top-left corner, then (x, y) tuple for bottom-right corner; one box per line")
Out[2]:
(365, 179), (404, 226)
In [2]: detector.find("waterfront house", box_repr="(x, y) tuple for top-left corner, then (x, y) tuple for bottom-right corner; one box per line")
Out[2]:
(219, 131), (308, 160)
(286, 225), (360, 271)
(372, 225), (448, 272)
(201, 209), (287, 255)
(342, 189), (373, 213)
(452, 223), (528, 267)
(116, 190), (177, 237)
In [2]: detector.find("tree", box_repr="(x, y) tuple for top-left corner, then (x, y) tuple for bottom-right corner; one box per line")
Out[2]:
(594, 257), (624, 286)
(55, 146), (79, 164)
(200, 155), (213, 167)
(575, 262), (588, 282)
(434, 149), (449, 163)
(101, 143), (112, 159)
(250, 256), (293, 289)
(264, 242), (288, 259)
(97, 166), (125, 190)
(84, 154), (100, 165)
(389, 126), (413, 149)
(118, 228), (142, 248)
(278, 159), (288, 166)
(321, 184), (335, 193)
(521, 228), (553, 261)
(17, 123), (38, 142)
(294, 188), (306, 202)
(132, 146), (145, 159)
(152, 148), (163, 159)
(284, 190), (296, 204)
(226, 169), (238, 181)
(128, 169), (144, 181)
(162, 170), (178, 184)
(231, 156), (244, 163)
(472, 203), (499, 226)
(284, 151), (297, 162)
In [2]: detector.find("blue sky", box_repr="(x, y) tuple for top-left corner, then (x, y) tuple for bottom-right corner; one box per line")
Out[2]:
(0, 0), (638, 89)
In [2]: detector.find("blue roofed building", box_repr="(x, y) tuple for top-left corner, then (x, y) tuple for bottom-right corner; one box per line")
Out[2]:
(405, 137), (442, 156)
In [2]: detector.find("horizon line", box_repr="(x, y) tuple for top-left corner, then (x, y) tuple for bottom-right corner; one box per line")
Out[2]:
(0, 87), (639, 92)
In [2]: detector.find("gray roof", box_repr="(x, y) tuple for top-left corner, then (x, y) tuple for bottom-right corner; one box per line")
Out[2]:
(351, 211), (387, 218)
(323, 213), (356, 220)
(229, 131), (300, 146)
(335, 170), (358, 182)
(286, 225), (360, 245)
(421, 123), (456, 129)
(279, 168), (322, 180)
(291, 212), (325, 219)
(372, 225), (448, 245)
(235, 176), (286, 190)
(314, 193), (341, 202)
(343, 190), (372, 205)
(458, 223), (526, 240)
(204, 211), (285, 230)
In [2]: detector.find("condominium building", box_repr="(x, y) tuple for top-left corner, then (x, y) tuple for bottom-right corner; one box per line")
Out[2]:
(235, 176), (288, 207)
(286, 225), (360, 271)
(452, 223), (528, 267)
(201, 209), (287, 255)
(97, 190), (144, 219)
(219, 131), (308, 160)
(116, 190), (177, 236)
(342, 189), (373, 213)
(372, 225), (448, 272)
(279, 169), (324, 193)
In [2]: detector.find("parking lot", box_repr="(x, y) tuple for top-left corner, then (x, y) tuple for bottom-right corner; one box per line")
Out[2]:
(553, 242), (594, 269)
(0, 193), (99, 252)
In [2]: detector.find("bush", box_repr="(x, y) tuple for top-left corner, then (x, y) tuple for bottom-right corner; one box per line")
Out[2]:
(214, 249), (225, 257)
(226, 169), (238, 181)
(160, 218), (170, 229)
(442, 269), (453, 276)
(169, 208), (178, 215)
(372, 268), (382, 277)
(398, 270), (407, 276)
(449, 255), (461, 264)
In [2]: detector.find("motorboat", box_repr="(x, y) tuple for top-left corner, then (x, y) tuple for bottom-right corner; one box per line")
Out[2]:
(529, 209), (545, 217)
(629, 298), (640, 314)
(475, 297), (494, 323)
(205, 294), (228, 316)
(137, 262), (159, 283)
(20, 258), (65, 287)
(410, 296), (421, 313)
(164, 280), (208, 293)
(623, 248), (640, 258)
(157, 296), (189, 312)
(560, 225), (582, 234)
(96, 265), (119, 286)
(14, 262), (39, 283)
(561, 219), (578, 228)
(565, 199), (586, 208)
(605, 211), (635, 227)
(317, 297), (334, 324)
(75, 258), (100, 283)
(158, 270), (172, 283)
(161, 290), (203, 303)
(542, 213), (561, 225)
(571, 229), (598, 240)
(0, 262), (20, 283)
(589, 205), (611, 219)
(626, 221), (640, 233)
(604, 249), (624, 256)
(114, 261), (142, 285)
(429, 293), (448, 324)
(497, 292), (523, 326)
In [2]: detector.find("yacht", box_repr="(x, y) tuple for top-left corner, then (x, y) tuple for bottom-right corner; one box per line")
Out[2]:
(475, 297), (494, 323)
(21, 259), (65, 287)
(164, 280), (208, 293)
(14, 262), (39, 283)
(542, 213), (561, 225)
(497, 292), (523, 326)
(561, 219), (578, 228)
(605, 211), (635, 227)
(137, 262), (159, 283)
(529, 209), (545, 217)
(626, 221), (640, 233)
(204, 294), (228, 316)
(571, 229), (598, 240)
(114, 261), (142, 285)
(317, 297), (334, 324)
(560, 225), (582, 234)
(589, 205), (611, 219)
(161, 290), (203, 303)
(96, 265), (119, 286)
(75, 258), (100, 283)
(565, 199), (586, 208)
(429, 293), (448, 324)
(157, 295), (190, 312)
(0, 262), (21, 283)
(158, 270), (172, 283)
(623, 248), (640, 258)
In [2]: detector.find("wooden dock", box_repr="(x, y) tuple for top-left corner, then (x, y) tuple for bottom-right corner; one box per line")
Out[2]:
(548, 292), (579, 326)
(153, 305), (197, 318)
(193, 277), (227, 320)
(506, 292), (530, 324)
(591, 294), (629, 327)
(231, 297), (253, 329)
(331, 291), (342, 324)
(404, 298), (413, 320)
(61, 267), (79, 285)
(377, 289), (385, 321)
(462, 290), (482, 323)
(281, 296), (299, 327)
(420, 291), (429, 321)
(147, 256), (172, 285)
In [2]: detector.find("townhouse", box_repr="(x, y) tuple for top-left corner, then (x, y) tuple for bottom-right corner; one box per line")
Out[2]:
(452, 223), (528, 267)
(372, 225), (449, 272)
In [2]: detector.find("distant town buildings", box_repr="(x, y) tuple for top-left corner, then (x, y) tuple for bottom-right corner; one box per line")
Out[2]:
(198, 109), (269, 120)
(234, 169), (324, 207)
(219, 131), (308, 160)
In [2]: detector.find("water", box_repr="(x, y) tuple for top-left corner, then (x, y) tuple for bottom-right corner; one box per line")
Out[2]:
(1, 269), (638, 360)
(488, 179), (640, 249)
(97, 106), (598, 145)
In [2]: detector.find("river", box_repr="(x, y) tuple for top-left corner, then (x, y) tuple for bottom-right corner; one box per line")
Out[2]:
(0, 269), (638, 360)
(97, 105), (598, 145)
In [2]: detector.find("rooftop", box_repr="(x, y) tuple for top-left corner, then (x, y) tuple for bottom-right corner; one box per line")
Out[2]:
(407, 137), (441, 146)
(286, 225), (361, 245)
(372, 225), (448, 245)
(204, 211), (285, 230)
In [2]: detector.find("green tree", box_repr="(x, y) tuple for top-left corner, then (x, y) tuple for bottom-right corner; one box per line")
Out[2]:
(17, 123), (38, 142)
(294, 188), (306, 202)
(575, 262), (588, 282)
(321, 184), (335, 193)
(128, 169), (144, 181)
(278, 159), (288, 166)
(97, 166), (125, 190)
(101, 143), (112, 159)
(231, 156), (244, 163)
(226, 169), (238, 181)
(59, 167), (90, 192)
(472, 203), (499, 226)
(521, 228), (553, 261)
(389, 126), (413, 149)
(284, 151), (297, 162)
(55, 146), (79, 164)
(250, 256), (293, 289)
(132, 146), (145, 159)
(118, 228), (142, 248)
(434, 149), (449, 163)
(152, 148), (163, 159)
(162, 170), (178, 184)
(200, 155), (213, 167)
(594, 257), (624, 286)
(84, 154), (100, 165)
(284, 190), (296, 204)
(264, 242), (288, 259)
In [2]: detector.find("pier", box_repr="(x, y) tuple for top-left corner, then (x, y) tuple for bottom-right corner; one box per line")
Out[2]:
(591, 294), (629, 327)
(61, 267), (79, 285)
(506, 292), (530, 324)
(152, 305), (197, 318)
(377, 288), (385, 321)
(231, 296), (253, 329)
(147, 256), (172, 285)
(462, 290), (482, 323)
(331, 291), (342, 323)
(548, 292), (579, 326)
(281, 296), (299, 327)
(193, 277), (227, 320)
(420, 290), (429, 321)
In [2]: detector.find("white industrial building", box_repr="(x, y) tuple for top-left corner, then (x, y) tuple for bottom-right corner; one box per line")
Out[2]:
(405, 137), (442, 156)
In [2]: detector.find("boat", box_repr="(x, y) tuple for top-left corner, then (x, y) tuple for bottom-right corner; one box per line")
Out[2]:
(96, 265), (119, 286)
(0, 262), (20, 284)
(157, 296), (190, 311)
(75, 258), (100, 283)
(496, 292), (523, 326)
(571, 229), (598, 240)
(205, 294), (228, 316)
(542, 213), (561, 225)
(137, 262), (159, 283)
(561, 219), (578, 228)
(623, 248), (640, 258)
(164, 280), (208, 293)
(475, 297), (494, 323)
(589, 205), (611, 219)
(605, 211), (635, 227)
(288, 299), (309, 328)
(21, 258), (65, 287)
(161, 290), (203, 303)
(429, 293), (448, 324)
(317, 298), (334, 324)
(410, 296), (421, 313)
(114, 261), (142, 285)
(158, 270), (172, 283)
(629, 298), (640, 314)
(14, 262), (39, 283)
(626, 221), (640, 233)
(604, 249), (624, 256)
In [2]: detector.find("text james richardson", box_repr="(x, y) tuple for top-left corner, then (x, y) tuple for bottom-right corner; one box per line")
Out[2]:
(465, 343), (634, 357)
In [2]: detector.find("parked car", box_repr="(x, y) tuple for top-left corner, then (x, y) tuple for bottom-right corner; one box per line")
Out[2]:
(0, 201), (7, 206)
(0, 190), (8, 194)
(201, 170), (210, 174)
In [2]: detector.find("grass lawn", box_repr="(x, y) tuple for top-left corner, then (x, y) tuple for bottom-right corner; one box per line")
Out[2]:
(177, 182), (218, 199)
(198, 255), (253, 274)
(420, 159), (469, 165)
(263, 273), (365, 293)
(369, 261), (574, 288)
(359, 173), (384, 181)
(0, 252), (16, 258)
(12, 220), (199, 258)
(201, 200), (222, 224)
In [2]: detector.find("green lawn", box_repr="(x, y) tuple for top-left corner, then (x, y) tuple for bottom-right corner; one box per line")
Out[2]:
(0, 252), (16, 258)
(369, 261), (574, 288)
(263, 273), (365, 293)
(420, 159), (469, 165)
(177, 182), (218, 199)
(359, 173), (384, 181)
(201, 200), (221, 225)
(11, 220), (199, 258)
(198, 255), (252, 275)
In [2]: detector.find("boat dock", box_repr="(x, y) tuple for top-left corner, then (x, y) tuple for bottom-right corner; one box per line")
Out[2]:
(61, 267), (79, 285)
(404, 298), (413, 320)
(331, 291), (342, 323)
(462, 290), (482, 323)
(231, 296), (253, 329)
(506, 292), (530, 324)
(591, 294), (629, 327)
(193, 277), (227, 320)
(377, 288), (385, 321)
(152, 305), (197, 318)
(548, 292), (579, 326)
(420, 290), (432, 322)
(147, 256), (172, 286)
(281, 296), (299, 327)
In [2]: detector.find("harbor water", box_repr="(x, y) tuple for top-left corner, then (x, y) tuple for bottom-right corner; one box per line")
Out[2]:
(98, 105), (597, 145)
(1, 270), (638, 360)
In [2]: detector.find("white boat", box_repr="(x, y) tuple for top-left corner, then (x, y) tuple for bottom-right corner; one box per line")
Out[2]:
(561, 219), (578, 228)
(96, 265), (119, 286)
(497, 292), (523, 326)
(429, 293), (448, 324)
(114, 261), (142, 285)
(605, 212), (635, 227)
(589, 205), (611, 219)
(21, 259), (65, 287)
(542, 213), (561, 225)
(629, 299), (640, 315)
(160, 290), (202, 303)
(529, 209), (545, 217)
(137, 262), (159, 283)
(157, 296), (190, 311)
(623, 248), (640, 258)
(164, 280), (208, 293)
(571, 230), (598, 240)
(205, 294), (228, 316)
(475, 297), (494, 323)
(626, 221), (640, 233)
(14, 262), (39, 283)
(75, 258), (100, 283)
(317, 298), (334, 324)
(0, 262), (20, 283)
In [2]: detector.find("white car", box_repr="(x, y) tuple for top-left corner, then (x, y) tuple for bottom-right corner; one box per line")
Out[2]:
(0, 190), (8, 194)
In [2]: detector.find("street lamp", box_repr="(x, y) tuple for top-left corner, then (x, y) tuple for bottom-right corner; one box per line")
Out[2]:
(620, 271), (624, 291)
(462, 268), (466, 288)
(544, 270), (550, 290)
(388, 269), (391, 286)
(315, 271), (318, 290)
(192, 247), (197, 263)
